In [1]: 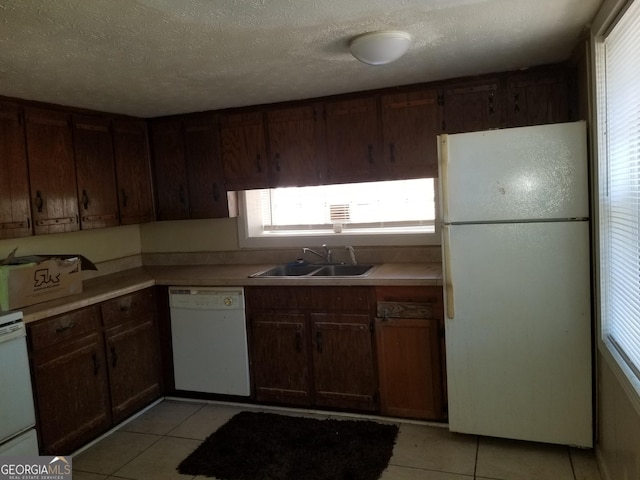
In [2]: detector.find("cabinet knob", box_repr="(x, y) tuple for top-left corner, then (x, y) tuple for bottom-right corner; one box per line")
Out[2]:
(35, 191), (44, 213)
(82, 189), (89, 210)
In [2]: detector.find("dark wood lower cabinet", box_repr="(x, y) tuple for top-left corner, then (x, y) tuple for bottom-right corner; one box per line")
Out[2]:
(30, 329), (111, 455)
(28, 289), (161, 454)
(251, 312), (310, 405)
(376, 317), (444, 420)
(247, 286), (377, 412)
(374, 286), (447, 421)
(311, 313), (376, 411)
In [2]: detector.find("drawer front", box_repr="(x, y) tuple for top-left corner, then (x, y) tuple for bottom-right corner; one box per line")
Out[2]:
(28, 305), (101, 351)
(302, 287), (371, 312)
(101, 288), (155, 327)
(246, 286), (372, 312)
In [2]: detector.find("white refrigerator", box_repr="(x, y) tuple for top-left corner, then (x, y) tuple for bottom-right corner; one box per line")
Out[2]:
(438, 121), (592, 447)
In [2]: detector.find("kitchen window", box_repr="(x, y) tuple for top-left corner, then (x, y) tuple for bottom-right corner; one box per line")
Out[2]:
(238, 178), (438, 248)
(595, 0), (640, 401)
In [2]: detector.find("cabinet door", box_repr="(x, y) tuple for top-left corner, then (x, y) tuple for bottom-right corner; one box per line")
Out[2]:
(149, 119), (190, 220)
(72, 114), (119, 229)
(0, 101), (32, 239)
(325, 97), (381, 184)
(310, 313), (376, 411)
(112, 118), (154, 224)
(28, 306), (110, 455)
(220, 111), (269, 190)
(507, 69), (570, 127)
(381, 89), (440, 178)
(442, 79), (504, 134)
(250, 312), (311, 406)
(101, 289), (161, 422)
(184, 114), (231, 218)
(24, 107), (79, 234)
(104, 318), (161, 422)
(266, 104), (324, 187)
(376, 318), (444, 420)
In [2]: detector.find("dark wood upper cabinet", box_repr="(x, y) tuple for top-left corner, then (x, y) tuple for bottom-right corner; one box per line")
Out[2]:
(149, 119), (190, 220)
(112, 118), (154, 225)
(24, 107), (79, 235)
(381, 89), (440, 179)
(266, 104), (325, 187)
(441, 78), (504, 134)
(72, 114), (119, 230)
(324, 97), (381, 184)
(183, 114), (233, 218)
(220, 111), (270, 190)
(0, 101), (32, 239)
(506, 68), (571, 127)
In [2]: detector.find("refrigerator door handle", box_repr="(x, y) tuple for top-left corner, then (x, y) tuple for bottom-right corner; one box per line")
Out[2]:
(443, 224), (455, 319)
(438, 134), (450, 223)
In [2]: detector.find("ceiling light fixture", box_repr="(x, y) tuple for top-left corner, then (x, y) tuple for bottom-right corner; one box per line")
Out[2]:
(349, 30), (412, 66)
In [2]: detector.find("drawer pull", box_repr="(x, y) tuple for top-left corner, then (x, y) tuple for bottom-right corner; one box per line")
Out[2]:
(316, 331), (323, 353)
(55, 323), (75, 334)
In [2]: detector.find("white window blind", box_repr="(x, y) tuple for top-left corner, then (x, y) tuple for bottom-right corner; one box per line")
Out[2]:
(599, 0), (640, 380)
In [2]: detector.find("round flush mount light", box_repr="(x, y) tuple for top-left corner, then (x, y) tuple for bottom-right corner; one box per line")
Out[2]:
(349, 30), (412, 66)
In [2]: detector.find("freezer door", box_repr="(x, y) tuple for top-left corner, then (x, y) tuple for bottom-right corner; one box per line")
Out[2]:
(442, 221), (592, 447)
(439, 121), (589, 223)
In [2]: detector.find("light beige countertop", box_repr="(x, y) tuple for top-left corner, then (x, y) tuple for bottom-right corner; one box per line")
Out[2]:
(21, 262), (442, 323)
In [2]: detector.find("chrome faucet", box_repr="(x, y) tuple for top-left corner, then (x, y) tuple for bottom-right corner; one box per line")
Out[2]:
(302, 244), (332, 263)
(345, 245), (357, 265)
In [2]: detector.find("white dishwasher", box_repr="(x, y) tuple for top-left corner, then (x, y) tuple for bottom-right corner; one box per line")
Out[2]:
(169, 287), (250, 396)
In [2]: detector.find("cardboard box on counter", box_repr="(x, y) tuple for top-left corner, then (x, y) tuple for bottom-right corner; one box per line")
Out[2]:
(0, 253), (97, 312)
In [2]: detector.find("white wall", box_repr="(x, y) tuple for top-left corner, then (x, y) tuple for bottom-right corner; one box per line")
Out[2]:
(139, 217), (238, 253)
(0, 224), (142, 264)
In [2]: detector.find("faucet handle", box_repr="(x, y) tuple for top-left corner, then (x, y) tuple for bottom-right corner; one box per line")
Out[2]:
(345, 245), (357, 265)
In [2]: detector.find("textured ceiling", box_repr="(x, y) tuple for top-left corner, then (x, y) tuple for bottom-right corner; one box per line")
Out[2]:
(0, 0), (602, 118)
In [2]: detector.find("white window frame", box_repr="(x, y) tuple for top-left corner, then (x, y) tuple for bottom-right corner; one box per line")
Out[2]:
(237, 180), (440, 249)
(592, 0), (640, 412)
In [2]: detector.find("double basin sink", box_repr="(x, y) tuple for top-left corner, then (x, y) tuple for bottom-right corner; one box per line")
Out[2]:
(249, 263), (377, 278)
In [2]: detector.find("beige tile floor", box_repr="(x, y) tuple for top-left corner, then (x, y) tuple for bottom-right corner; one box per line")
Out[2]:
(72, 400), (602, 480)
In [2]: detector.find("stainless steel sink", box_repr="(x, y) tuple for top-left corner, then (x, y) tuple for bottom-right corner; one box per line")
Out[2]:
(250, 264), (321, 277)
(311, 264), (375, 277)
(249, 264), (377, 278)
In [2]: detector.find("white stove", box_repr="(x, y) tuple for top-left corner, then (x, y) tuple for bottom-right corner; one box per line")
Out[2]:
(0, 311), (39, 456)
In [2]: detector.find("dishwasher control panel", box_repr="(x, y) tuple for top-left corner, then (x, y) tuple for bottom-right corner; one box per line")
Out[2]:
(169, 287), (244, 311)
